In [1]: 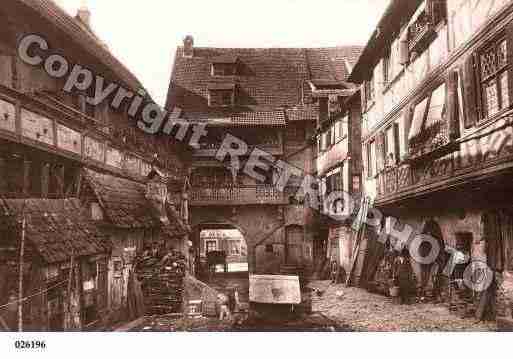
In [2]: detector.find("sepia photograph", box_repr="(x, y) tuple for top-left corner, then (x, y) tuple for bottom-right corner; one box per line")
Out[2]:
(1, 0), (513, 357)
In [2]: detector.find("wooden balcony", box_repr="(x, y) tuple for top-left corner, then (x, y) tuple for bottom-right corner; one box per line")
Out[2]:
(190, 185), (288, 206)
(376, 164), (413, 198)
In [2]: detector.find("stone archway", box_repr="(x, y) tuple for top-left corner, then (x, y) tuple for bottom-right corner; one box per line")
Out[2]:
(190, 205), (286, 274)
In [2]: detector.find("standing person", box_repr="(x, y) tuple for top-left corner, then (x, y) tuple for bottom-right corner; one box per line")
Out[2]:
(393, 249), (415, 304)
(217, 293), (231, 321)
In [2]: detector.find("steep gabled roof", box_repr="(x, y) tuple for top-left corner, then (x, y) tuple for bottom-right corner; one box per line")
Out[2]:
(0, 199), (108, 264)
(166, 45), (363, 124)
(349, 0), (423, 83)
(16, 0), (145, 92)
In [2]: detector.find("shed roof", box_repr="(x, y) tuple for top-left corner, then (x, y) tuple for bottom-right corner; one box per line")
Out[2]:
(0, 198), (108, 264)
(84, 169), (159, 229)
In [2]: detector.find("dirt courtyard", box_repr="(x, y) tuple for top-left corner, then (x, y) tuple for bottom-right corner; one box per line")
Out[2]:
(310, 281), (497, 331)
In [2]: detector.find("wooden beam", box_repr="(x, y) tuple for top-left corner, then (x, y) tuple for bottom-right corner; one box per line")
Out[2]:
(41, 163), (50, 198)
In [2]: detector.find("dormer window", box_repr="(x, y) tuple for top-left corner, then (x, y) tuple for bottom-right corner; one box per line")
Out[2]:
(212, 63), (236, 76)
(208, 83), (235, 107)
(211, 55), (238, 76)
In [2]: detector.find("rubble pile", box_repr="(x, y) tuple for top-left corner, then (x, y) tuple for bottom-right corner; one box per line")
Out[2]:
(135, 250), (187, 315)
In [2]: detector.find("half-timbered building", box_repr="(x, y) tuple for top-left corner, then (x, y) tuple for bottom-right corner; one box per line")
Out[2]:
(351, 0), (513, 321)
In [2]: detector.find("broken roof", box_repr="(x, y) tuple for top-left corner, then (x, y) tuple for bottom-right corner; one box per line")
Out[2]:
(0, 198), (108, 264)
(166, 45), (363, 124)
(84, 169), (188, 236)
(84, 169), (160, 229)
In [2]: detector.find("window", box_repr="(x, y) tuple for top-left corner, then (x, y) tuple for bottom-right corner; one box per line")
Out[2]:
(479, 38), (510, 119)
(383, 46), (391, 85)
(320, 132), (326, 152)
(212, 63), (236, 76)
(265, 244), (273, 253)
(208, 89), (234, 107)
(364, 77), (375, 105)
(367, 140), (376, 178)
(229, 241), (241, 255)
(385, 125), (398, 166)
(206, 240), (217, 253)
(325, 129), (331, 148)
(335, 116), (347, 142)
(335, 120), (342, 142)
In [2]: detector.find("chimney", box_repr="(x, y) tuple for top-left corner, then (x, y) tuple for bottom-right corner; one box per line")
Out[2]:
(76, 2), (91, 28)
(183, 35), (194, 58)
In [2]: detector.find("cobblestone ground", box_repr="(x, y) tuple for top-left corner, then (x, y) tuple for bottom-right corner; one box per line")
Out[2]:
(121, 279), (498, 332)
(310, 280), (498, 331)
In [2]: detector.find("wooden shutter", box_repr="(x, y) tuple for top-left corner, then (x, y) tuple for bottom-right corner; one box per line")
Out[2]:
(376, 131), (386, 173)
(461, 54), (479, 129)
(403, 105), (414, 157)
(507, 20), (513, 109)
(393, 123), (401, 164)
(363, 142), (369, 178)
(445, 70), (460, 140)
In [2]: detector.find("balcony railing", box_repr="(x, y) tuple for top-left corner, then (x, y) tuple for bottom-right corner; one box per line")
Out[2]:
(190, 185), (288, 206)
(194, 141), (283, 156)
(377, 164), (414, 198)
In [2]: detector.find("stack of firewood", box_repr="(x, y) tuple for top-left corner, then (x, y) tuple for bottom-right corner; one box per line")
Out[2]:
(135, 250), (187, 315)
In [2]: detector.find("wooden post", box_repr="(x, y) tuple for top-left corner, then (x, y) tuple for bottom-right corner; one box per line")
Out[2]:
(55, 165), (65, 198)
(0, 158), (7, 194)
(41, 163), (50, 198)
(17, 203), (26, 332)
(22, 159), (31, 197)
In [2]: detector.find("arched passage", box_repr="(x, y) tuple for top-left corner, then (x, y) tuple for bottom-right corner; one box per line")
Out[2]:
(191, 221), (251, 306)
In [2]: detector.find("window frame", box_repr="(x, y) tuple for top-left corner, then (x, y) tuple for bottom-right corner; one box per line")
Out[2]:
(208, 89), (235, 107)
(211, 63), (236, 76)
(206, 240), (217, 253)
(477, 35), (511, 122)
(364, 76), (375, 106)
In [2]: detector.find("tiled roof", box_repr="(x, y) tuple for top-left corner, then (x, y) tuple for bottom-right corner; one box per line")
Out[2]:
(305, 47), (362, 82)
(0, 199), (108, 264)
(231, 110), (286, 126)
(84, 169), (188, 236)
(211, 55), (239, 64)
(166, 45), (363, 123)
(17, 0), (144, 91)
(285, 105), (318, 122)
(208, 83), (236, 90)
(84, 169), (159, 229)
